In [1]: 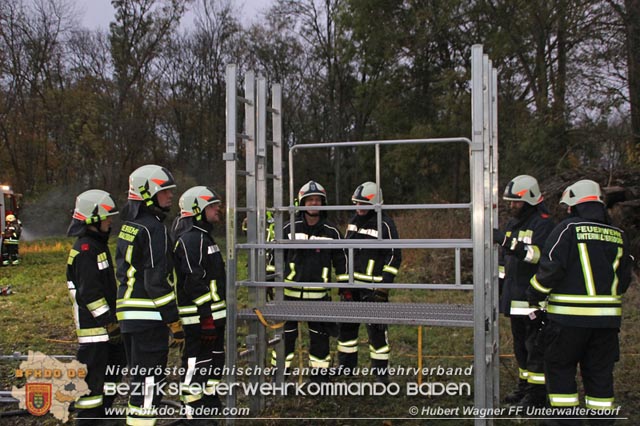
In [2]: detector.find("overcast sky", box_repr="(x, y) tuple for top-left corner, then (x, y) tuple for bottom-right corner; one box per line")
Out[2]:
(74, 0), (272, 30)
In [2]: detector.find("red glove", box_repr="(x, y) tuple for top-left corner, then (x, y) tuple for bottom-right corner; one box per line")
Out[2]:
(200, 316), (216, 344)
(340, 290), (353, 301)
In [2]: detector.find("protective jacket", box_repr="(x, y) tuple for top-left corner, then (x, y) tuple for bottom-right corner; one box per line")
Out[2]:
(4, 220), (21, 244)
(282, 214), (347, 299)
(66, 228), (117, 343)
(115, 202), (179, 332)
(529, 203), (633, 328)
(173, 219), (226, 325)
(343, 211), (401, 285)
(499, 204), (554, 316)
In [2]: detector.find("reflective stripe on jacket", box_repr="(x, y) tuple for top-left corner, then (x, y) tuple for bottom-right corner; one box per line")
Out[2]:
(174, 223), (227, 326)
(115, 206), (179, 332)
(66, 231), (117, 343)
(282, 215), (347, 298)
(530, 216), (632, 328)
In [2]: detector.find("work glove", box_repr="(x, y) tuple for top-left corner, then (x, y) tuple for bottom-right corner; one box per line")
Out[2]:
(200, 316), (217, 344)
(106, 322), (121, 344)
(493, 228), (507, 246)
(167, 320), (185, 351)
(506, 239), (528, 260)
(339, 289), (353, 301)
(528, 309), (547, 331)
(494, 228), (528, 261)
(364, 289), (388, 303)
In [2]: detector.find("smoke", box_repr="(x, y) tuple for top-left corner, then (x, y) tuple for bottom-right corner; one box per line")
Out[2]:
(19, 184), (85, 240)
(18, 227), (39, 242)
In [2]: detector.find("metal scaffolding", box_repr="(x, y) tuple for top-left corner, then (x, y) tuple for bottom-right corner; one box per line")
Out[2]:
(224, 44), (499, 425)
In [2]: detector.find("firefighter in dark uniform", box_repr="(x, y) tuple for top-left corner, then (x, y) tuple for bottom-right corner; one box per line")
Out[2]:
(337, 181), (401, 383)
(529, 180), (633, 424)
(3, 214), (22, 265)
(66, 190), (125, 425)
(493, 175), (555, 407)
(270, 181), (347, 381)
(115, 164), (184, 424)
(172, 186), (226, 417)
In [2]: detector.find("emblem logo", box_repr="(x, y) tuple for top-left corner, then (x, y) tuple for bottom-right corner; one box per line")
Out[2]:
(25, 383), (52, 416)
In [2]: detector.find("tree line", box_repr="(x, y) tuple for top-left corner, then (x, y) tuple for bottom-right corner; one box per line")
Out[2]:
(0, 0), (638, 213)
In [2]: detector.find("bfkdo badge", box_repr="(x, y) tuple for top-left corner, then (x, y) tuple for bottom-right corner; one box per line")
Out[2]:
(25, 383), (52, 416)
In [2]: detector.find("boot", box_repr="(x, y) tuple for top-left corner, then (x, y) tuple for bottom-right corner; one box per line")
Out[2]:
(504, 378), (528, 404)
(516, 384), (547, 408)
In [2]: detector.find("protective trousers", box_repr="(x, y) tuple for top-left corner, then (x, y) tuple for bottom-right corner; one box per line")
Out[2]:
(271, 295), (333, 379)
(525, 321), (546, 387)
(510, 316), (529, 381)
(1, 242), (17, 265)
(544, 321), (618, 419)
(122, 326), (169, 424)
(180, 319), (226, 417)
(338, 322), (389, 377)
(75, 341), (126, 425)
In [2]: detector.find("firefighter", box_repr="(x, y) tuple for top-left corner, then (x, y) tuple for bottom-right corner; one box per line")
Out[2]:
(270, 180), (347, 382)
(337, 181), (401, 383)
(115, 164), (184, 424)
(529, 180), (633, 425)
(3, 214), (22, 265)
(172, 186), (226, 418)
(66, 190), (125, 425)
(493, 175), (555, 407)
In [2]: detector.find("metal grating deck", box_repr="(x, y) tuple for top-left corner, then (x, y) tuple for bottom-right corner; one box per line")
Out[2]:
(238, 301), (474, 327)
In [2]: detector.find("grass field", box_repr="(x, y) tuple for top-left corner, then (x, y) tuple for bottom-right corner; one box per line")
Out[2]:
(0, 234), (638, 425)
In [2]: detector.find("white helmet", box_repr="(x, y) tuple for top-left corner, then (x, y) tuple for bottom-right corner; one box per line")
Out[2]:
(72, 190), (119, 224)
(503, 175), (543, 206)
(560, 179), (604, 206)
(352, 181), (382, 205)
(127, 164), (176, 207)
(6, 214), (16, 222)
(297, 180), (327, 205)
(179, 186), (221, 218)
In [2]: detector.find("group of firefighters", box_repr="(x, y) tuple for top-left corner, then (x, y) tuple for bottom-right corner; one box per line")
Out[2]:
(64, 165), (401, 425)
(268, 180), (401, 384)
(495, 175), (633, 426)
(61, 163), (632, 425)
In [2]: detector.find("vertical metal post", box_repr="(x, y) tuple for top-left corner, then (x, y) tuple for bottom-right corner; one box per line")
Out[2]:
(375, 143), (383, 238)
(455, 248), (461, 285)
(482, 54), (496, 413)
(271, 83), (283, 264)
(271, 83), (286, 384)
(471, 44), (489, 426)
(253, 76), (268, 412)
(245, 72), (257, 283)
(224, 64), (238, 414)
(490, 66), (500, 404)
(256, 77), (268, 284)
(243, 71), (264, 414)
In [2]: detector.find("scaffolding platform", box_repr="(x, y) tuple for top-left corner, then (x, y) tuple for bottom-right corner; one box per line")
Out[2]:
(238, 301), (474, 327)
